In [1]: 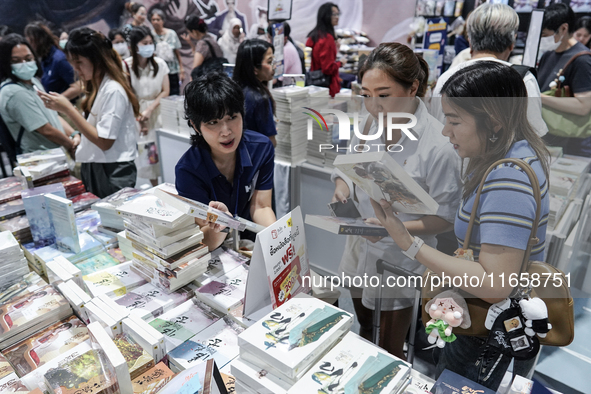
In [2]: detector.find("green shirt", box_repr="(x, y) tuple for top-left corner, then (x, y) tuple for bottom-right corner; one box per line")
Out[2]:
(0, 78), (65, 153)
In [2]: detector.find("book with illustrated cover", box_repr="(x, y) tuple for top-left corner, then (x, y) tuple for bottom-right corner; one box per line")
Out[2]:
(43, 349), (117, 394)
(131, 241), (208, 270)
(156, 359), (220, 394)
(194, 246), (249, 286)
(74, 252), (121, 276)
(169, 316), (244, 370)
(34, 231), (104, 274)
(112, 333), (155, 380)
(114, 282), (189, 321)
(305, 214), (389, 236)
(0, 199), (25, 221)
(71, 192), (100, 213)
(17, 148), (66, 167)
(21, 184), (67, 248)
(125, 230), (203, 258)
(333, 151), (439, 215)
(3, 316), (89, 376)
(124, 222), (198, 249)
(116, 193), (189, 229)
(0, 373), (28, 394)
(131, 362), (174, 394)
(0, 354), (15, 380)
(238, 294), (354, 383)
(83, 262), (146, 298)
(288, 331), (411, 394)
(148, 298), (223, 352)
(0, 285), (72, 345)
(432, 369), (495, 394)
(196, 265), (249, 313)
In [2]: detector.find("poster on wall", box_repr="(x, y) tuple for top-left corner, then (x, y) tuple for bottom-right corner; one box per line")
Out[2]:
(423, 18), (447, 75)
(243, 206), (311, 317)
(272, 22), (285, 78)
(268, 0), (293, 21)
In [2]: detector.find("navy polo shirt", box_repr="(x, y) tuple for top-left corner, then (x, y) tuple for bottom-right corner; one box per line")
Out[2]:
(41, 46), (75, 95)
(243, 87), (278, 137)
(175, 129), (275, 221)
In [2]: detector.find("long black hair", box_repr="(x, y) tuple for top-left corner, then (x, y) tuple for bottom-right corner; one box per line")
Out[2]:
(24, 22), (59, 59)
(0, 34), (42, 83)
(233, 39), (275, 116)
(307, 2), (338, 42)
(184, 72), (245, 148)
(441, 61), (549, 198)
(185, 15), (208, 34)
(128, 26), (159, 78)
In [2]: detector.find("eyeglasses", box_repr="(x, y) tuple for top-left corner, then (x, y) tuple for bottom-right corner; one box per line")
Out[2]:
(332, 12), (340, 17)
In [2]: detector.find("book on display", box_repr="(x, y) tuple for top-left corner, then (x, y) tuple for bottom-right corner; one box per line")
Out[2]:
(288, 331), (411, 393)
(230, 357), (291, 394)
(0, 373), (28, 394)
(432, 369), (495, 394)
(148, 298), (223, 352)
(196, 264), (249, 313)
(111, 332), (155, 379)
(0, 272), (47, 305)
(131, 362), (174, 394)
(85, 301), (122, 338)
(131, 241), (208, 270)
(45, 260), (74, 285)
(116, 192), (192, 229)
(157, 359), (220, 394)
(21, 184), (67, 248)
(83, 262), (146, 298)
(57, 281), (90, 324)
(124, 222), (198, 249)
(168, 316), (244, 371)
(194, 246), (249, 286)
(125, 229), (203, 258)
(237, 294), (353, 383)
(51, 255), (83, 288)
(2, 315), (89, 376)
(75, 252), (121, 276)
(126, 314), (166, 362)
(305, 214), (390, 236)
(334, 151), (439, 215)
(113, 282), (190, 321)
(34, 231), (104, 274)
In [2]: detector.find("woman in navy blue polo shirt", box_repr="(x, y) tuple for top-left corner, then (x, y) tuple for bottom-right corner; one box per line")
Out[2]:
(175, 72), (276, 249)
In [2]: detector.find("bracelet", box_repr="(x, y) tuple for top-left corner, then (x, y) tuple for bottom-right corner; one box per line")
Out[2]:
(69, 130), (81, 139)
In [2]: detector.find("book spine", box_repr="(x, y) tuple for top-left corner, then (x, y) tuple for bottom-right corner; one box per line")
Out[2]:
(337, 225), (389, 236)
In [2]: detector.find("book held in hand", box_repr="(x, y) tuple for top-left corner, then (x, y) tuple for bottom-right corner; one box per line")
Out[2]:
(333, 151), (439, 215)
(305, 214), (389, 236)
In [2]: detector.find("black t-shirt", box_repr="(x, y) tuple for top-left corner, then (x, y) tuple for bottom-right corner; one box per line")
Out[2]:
(537, 42), (591, 93)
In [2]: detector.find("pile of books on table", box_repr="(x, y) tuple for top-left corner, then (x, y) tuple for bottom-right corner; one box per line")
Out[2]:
(160, 95), (183, 134)
(548, 155), (591, 229)
(14, 148), (69, 181)
(116, 189), (211, 293)
(91, 187), (142, 231)
(305, 86), (335, 167)
(271, 86), (310, 164)
(0, 231), (28, 289)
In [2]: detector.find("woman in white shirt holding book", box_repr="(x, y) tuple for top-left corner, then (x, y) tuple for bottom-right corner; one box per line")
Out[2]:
(331, 43), (463, 359)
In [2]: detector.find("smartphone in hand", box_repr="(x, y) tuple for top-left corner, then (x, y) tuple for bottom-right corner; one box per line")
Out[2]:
(328, 199), (361, 218)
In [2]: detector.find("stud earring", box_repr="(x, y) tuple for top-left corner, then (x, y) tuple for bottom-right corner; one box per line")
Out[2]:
(489, 133), (498, 143)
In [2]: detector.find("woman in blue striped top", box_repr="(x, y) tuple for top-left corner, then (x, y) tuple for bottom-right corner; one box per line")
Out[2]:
(371, 61), (550, 390)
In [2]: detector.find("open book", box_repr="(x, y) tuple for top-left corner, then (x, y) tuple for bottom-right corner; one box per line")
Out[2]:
(333, 151), (439, 215)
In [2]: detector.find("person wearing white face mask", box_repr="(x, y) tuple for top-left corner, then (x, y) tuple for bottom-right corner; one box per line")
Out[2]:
(109, 29), (130, 59)
(0, 34), (79, 156)
(537, 2), (591, 157)
(124, 26), (169, 186)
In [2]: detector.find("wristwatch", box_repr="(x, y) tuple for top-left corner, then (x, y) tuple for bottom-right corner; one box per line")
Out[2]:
(402, 236), (424, 260)
(69, 130), (81, 139)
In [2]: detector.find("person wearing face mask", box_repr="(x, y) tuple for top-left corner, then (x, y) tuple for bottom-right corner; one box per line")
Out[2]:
(59, 31), (68, 49)
(37, 28), (141, 198)
(124, 26), (170, 186)
(537, 2), (591, 157)
(109, 29), (130, 59)
(0, 34), (79, 156)
(175, 72), (276, 250)
(24, 22), (81, 101)
(233, 39), (277, 147)
(123, 2), (148, 39)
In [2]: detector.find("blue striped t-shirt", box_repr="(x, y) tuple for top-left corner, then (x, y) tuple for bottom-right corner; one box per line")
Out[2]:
(454, 140), (549, 261)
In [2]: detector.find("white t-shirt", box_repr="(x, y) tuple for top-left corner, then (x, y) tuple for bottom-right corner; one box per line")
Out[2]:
(124, 56), (170, 101)
(429, 57), (548, 137)
(76, 75), (138, 163)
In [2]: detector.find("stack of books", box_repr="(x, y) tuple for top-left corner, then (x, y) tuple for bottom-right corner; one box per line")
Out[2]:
(71, 192), (100, 213)
(57, 280), (91, 323)
(40, 175), (86, 198)
(232, 294), (353, 391)
(305, 86), (334, 167)
(14, 148), (69, 181)
(196, 264), (249, 314)
(549, 171), (579, 198)
(0, 231), (28, 289)
(75, 250), (122, 276)
(122, 314), (166, 362)
(287, 331), (412, 394)
(34, 231), (105, 275)
(111, 332), (156, 379)
(148, 298), (223, 352)
(168, 315), (244, 372)
(91, 188), (142, 231)
(160, 96), (183, 134)
(0, 199), (25, 222)
(0, 177), (21, 205)
(116, 190), (210, 292)
(0, 215), (32, 244)
(193, 246), (249, 286)
(0, 371), (28, 394)
(271, 86), (310, 164)
(21, 183), (67, 248)
(0, 272), (47, 306)
(2, 315), (89, 376)
(113, 282), (193, 321)
(131, 362), (174, 394)
(0, 285), (72, 349)
(83, 261), (146, 298)
(177, 98), (193, 136)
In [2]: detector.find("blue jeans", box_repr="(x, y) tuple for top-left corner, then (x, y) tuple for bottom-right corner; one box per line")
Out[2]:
(433, 335), (536, 391)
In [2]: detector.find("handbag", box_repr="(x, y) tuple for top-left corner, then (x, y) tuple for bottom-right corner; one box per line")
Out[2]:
(305, 69), (331, 88)
(421, 158), (574, 346)
(190, 40), (228, 80)
(541, 51), (591, 138)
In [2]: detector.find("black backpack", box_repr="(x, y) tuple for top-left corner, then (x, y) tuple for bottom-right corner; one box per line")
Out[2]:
(191, 39), (228, 80)
(512, 64), (537, 80)
(0, 81), (25, 167)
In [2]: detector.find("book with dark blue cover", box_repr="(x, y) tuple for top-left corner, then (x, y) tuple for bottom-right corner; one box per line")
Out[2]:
(433, 369), (495, 394)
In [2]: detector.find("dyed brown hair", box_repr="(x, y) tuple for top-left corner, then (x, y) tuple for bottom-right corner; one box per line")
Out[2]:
(24, 22), (59, 59)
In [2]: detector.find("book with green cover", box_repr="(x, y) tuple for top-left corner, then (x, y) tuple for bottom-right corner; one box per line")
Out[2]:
(75, 252), (121, 276)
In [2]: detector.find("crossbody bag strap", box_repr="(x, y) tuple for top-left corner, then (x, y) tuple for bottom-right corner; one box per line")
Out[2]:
(1, 81), (25, 153)
(558, 51), (591, 79)
(203, 39), (218, 60)
(463, 158), (542, 273)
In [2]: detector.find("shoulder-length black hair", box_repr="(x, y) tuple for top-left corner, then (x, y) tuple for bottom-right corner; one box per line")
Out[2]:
(233, 39), (275, 116)
(0, 34), (42, 83)
(128, 26), (159, 78)
(307, 2), (338, 43)
(185, 15), (208, 34)
(24, 22), (60, 59)
(441, 61), (549, 199)
(184, 72), (245, 148)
